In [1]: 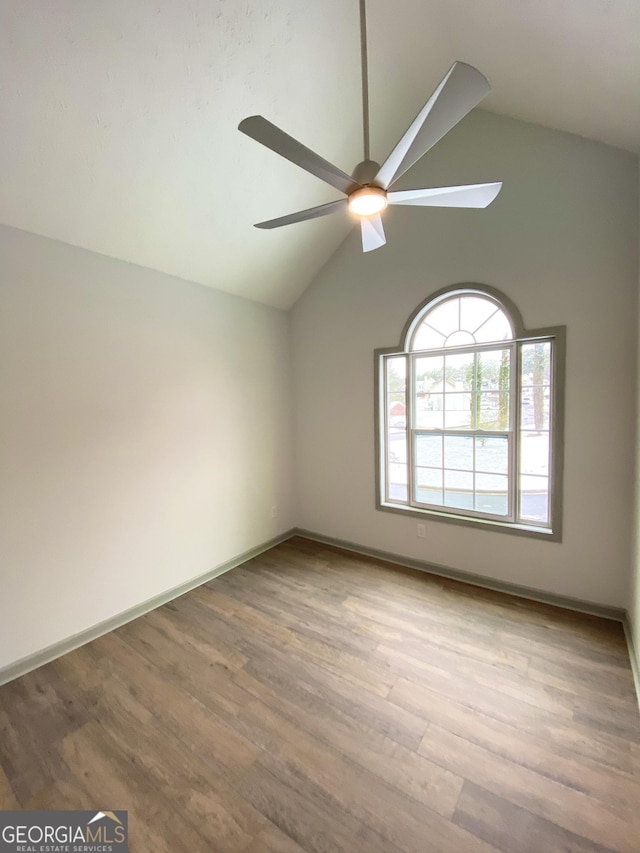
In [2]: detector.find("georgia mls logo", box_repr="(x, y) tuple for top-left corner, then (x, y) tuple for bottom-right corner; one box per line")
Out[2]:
(88, 811), (123, 830)
(0, 810), (128, 852)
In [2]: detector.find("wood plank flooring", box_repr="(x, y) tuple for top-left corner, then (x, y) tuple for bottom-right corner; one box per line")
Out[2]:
(1, 536), (639, 852)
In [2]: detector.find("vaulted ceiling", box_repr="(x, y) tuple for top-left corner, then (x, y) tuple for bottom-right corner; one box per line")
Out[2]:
(2, 0), (639, 308)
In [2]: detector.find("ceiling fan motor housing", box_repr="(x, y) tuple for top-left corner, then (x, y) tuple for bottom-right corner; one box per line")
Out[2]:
(351, 159), (382, 186)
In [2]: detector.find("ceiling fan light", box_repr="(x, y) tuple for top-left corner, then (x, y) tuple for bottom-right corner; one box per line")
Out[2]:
(348, 186), (388, 216)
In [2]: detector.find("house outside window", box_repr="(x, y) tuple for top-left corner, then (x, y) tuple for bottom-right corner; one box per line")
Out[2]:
(376, 284), (565, 539)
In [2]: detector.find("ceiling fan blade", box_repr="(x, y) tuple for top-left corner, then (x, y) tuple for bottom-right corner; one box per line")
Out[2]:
(360, 214), (386, 252)
(239, 116), (359, 195)
(255, 199), (347, 229)
(374, 62), (491, 190)
(388, 182), (502, 208)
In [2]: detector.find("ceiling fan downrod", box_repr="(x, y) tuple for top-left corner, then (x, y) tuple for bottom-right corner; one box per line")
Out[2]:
(359, 0), (371, 163)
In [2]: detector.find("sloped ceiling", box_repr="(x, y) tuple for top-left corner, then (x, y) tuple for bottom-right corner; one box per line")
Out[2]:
(1, 0), (639, 309)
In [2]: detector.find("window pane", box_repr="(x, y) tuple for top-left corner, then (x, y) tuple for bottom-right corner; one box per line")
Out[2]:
(474, 310), (513, 343)
(519, 341), (552, 525)
(477, 347), (507, 374)
(412, 322), (446, 351)
(475, 474), (509, 516)
(521, 341), (551, 386)
(444, 350), (474, 428)
(444, 435), (473, 470)
(415, 355), (444, 429)
(445, 329), (475, 348)
(415, 355), (444, 389)
(388, 465), (408, 502)
(416, 468), (443, 505)
(417, 468), (443, 488)
(444, 470), (474, 510)
(520, 389), (550, 431)
(416, 433), (442, 467)
(388, 429), (408, 499)
(445, 395), (472, 429)
(460, 296), (500, 336)
(475, 348), (511, 427)
(424, 298), (460, 338)
(386, 357), (406, 424)
(388, 393), (407, 432)
(385, 356), (408, 503)
(387, 391), (406, 409)
(520, 432), (549, 477)
(475, 435), (508, 474)
(445, 350), (474, 387)
(519, 475), (549, 524)
(388, 433), (407, 464)
(521, 341), (551, 430)
(478, 392), (509, 430)
(385, 356), (407, 388)
(416, 394), (443, 429)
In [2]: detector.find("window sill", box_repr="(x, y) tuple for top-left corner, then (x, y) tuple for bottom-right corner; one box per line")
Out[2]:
(378, 500), (560, 542)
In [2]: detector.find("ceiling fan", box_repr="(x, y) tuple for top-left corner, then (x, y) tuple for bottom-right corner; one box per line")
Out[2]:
(238, 0), (502, 253)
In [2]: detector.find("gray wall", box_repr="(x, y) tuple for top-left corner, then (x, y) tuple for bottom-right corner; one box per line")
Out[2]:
(0, 226), (295, 670)
(292, 110), (639, 608)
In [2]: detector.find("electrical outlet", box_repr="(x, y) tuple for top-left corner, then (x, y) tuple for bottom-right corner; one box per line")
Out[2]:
(270, 504), (277, 518)
(416, 522), (426, 539)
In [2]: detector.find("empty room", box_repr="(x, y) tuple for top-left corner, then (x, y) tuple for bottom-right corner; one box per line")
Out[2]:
(1, 1), (640, 851)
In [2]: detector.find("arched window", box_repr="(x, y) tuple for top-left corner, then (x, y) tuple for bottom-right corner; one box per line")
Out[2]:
(376, 285), (564, 538)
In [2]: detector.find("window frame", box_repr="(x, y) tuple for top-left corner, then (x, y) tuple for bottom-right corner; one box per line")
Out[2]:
(375, 284), (566, 541)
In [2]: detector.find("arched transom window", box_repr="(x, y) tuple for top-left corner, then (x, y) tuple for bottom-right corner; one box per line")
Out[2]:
(376, 285), (564, 538)
(410, 293), (513, 350)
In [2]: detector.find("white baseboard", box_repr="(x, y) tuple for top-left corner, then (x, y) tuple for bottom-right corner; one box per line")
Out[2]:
(0, 530), (295, 687)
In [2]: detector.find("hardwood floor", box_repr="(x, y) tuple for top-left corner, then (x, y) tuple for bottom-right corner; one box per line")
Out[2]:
(1, 536), (639, 852)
